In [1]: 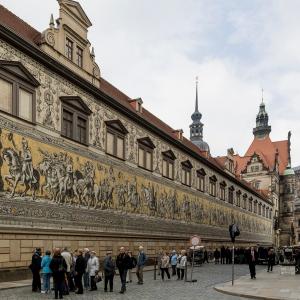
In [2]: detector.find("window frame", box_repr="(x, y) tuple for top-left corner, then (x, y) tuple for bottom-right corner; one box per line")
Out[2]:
(196, 168), (206, 192)
(0, 63), (38, 124)
(76, 46), (83, 68)
(181, 160), (192, 187)
(66, 37), (74, 61)
(236, 191), (241, 207)
(219, 181), (226, 201)
(162, 150), (176, 180)
(137, 137), (155, 171)
(228, 186), (234, 204)
(209, 176), (217, 197)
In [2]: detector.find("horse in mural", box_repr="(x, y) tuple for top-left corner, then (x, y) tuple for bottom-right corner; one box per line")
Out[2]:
(2, 147), (40, 200)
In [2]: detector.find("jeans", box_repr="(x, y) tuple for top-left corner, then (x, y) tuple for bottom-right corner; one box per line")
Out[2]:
(119, 269), (127, 292)
(177, 268), (185, 280)
(83, 272), (89, 289)
(136, 266), (144, 283)
(171, 265), (176, 276)
(42, 273), (51, 292)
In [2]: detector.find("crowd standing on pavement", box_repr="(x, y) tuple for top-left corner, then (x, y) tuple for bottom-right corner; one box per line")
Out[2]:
(28, 244), (277, 298)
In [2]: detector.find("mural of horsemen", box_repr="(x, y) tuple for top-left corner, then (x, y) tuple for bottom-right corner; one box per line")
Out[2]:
(0, 129), (272, 236)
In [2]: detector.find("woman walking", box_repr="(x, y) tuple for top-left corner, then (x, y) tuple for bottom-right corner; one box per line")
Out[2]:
(87, 251), (99, 291)
(41, 250), (52, 294)
(160, 251), (171, 281)
(179, 250), (187, 280)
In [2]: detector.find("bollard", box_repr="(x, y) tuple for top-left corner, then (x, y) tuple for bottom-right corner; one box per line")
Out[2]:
(154, 257), (157, 280)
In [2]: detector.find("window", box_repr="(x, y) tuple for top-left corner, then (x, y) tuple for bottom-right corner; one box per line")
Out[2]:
(270, 209), (273, 219)
(0, 61), (39, 123)
(254, 200), (258, 214)
(162, 150), (176, 180)
(249, 198), (253, 212)
(228, 160), (234, 173)
(262, 205), (266, 217)
(209, 176), (217, 197)
(105, 120), (128, 160)
(228, 186), (234, 204)
(219, 182), (226, 201)
(243, 194), (247, 209)
(66, 38), (73, 60)
(181, 160), (192, 186)
(196, 169), (206, 192)
(61, 96), (92, 144)
(138, 137), (155, 171)
(76, 46), (83, 67)
(266, 207), (269, 218)
(236, 191), (241, 207)
(258, 203), (262, 215)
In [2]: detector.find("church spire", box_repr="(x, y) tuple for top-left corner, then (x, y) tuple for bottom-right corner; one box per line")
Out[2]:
(190, 77), (210, 153)
(253, 91), (271, 139)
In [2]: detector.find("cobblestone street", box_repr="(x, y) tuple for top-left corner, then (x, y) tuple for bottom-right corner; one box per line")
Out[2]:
(0, 263), (265, 300)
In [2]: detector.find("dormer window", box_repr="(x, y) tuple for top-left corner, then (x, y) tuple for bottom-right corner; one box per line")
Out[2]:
(162, 150), (176, 180)
(76, 46), (83, 67)
(66, 37), (73, 60)
(105, 120), (128, 160)
(0, 61), (40, 123)
(60, 96), (92, 145)
(181, 160), (193, 186)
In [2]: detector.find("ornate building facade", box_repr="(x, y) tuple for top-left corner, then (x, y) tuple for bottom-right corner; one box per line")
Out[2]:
(0, 1), (272, 278)
(216, 98), (296, 246)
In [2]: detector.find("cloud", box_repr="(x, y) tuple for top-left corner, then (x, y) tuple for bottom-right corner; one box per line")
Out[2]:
(1, 0), (300, 165)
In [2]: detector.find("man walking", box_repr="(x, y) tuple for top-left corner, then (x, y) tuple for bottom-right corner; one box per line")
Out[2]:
(61, 247), (72, 294)
(83, 248), (90, 291)
(103, 250), (115, 292)
(267, 248), (275, 272)
(116, 247), (130, 294)
(87, 251), (99, 291)
(30, 248), (42, 292)
(136, 246), (147, 284)
(74, 249), (86, 294)
(247, 246), (258, 279)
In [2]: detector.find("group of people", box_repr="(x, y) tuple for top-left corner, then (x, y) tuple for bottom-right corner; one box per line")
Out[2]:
(29, 245), (148, 298)
(158, 250), (187, 281)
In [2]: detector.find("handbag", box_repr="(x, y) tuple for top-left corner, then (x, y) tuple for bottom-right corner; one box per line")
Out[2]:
(95, 274), (102, 283)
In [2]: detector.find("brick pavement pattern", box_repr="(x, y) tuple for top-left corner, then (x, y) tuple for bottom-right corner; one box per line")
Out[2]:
(0, 263), (264, 300)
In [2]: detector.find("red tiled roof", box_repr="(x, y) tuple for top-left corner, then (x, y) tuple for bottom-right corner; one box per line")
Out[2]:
(0, 5), (41, 45)
(0, 4), (269, 201)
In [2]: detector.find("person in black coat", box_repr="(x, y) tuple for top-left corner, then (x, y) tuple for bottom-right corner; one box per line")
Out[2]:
(247, 247), (258, 279)
(116, 247), (131, 294)
(214, 248), (220, 264)
(267, 248), (276, 272)
(103, 250), (116, 292)
(74, 249), (86, 294)
(220, 246), (226, 264)
(49, 248), (67, 299)
(30, 248), (42, 292)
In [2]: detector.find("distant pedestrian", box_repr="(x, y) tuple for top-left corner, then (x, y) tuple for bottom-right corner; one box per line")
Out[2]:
(41, 250), (52, 294)
(103, 250), (115, 292)
(267, 249), (275, 272)
(30, 248), (42, 292)
(126, 251), (136, 283)
(214, 248), (220, 264)
(83, 248), (90, 290)
(179, 250), (187, 280)
(170, 250), (178, 276)
(221, 246), (226, 264)
(247, 247), (258, 279)
(157, 250), (163, 276)
(116, 247), (130, 294)
(176, 251), (182, 280)
(49, 248), (67, 299)
(87, 251), (99, 291)
(160, 251), (170, 280)
(74, 249), (85, 294)
(136, 246), (147, 284)
(61, 247), (72, 295)
(204, 249), (209, 263)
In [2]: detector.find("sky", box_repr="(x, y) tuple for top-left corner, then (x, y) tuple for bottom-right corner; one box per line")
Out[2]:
(1, 0), (300, 166)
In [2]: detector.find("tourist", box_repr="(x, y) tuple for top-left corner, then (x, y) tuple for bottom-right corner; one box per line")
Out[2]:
(116, 246), (130, 293)
(136, 245), (147, 284)
(69, 250), (77, 292)
(61, 247), (72, 294)
(126, 250), (136, 283)
(267, 248), (275, 272)
(103, 250), (115, 292)
(157, 249), (163, 276)
(87, 251), (99, 291)
(214, 248), (220, 264)
(179, 250), (187, 280)
(30, 248), (42, 292)
(247, 246), (258, 279)
(176, 251), (182, 280)
(74, 249), (86, 294)
(49, 248), (67, 299)
(41, 250), (52, 294)
(170, 250), (177, 276)
(160, 251), (170, 280)
(83, 248), (90, 290)
(204, 248), (209, 263)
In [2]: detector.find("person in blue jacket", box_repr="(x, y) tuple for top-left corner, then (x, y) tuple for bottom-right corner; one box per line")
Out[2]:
(170, 250), (178, 276)
(136, 246), (147, 284)
(41, 250), (52, 294)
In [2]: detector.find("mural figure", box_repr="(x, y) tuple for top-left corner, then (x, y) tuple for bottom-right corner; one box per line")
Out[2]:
(141, 183), (157, 215)
(127, 177), (140, 212)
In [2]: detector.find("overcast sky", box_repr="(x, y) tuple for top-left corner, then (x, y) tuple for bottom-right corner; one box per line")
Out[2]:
(2, 0), (300, 166)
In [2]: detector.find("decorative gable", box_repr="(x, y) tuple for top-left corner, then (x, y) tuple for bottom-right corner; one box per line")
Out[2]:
(0, 60), (40, 87)
(162, 149), (176, 160)
(181, 160), (193, 169)
(137, 137), (156, 149)
(105, 120), (128, 135)
(60, 96), (92, 115)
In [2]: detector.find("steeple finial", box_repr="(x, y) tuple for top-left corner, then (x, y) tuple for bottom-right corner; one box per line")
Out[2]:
(195, 76), (199, 112)
(261, 88), (264, 103)
(49, 14), (55, 28)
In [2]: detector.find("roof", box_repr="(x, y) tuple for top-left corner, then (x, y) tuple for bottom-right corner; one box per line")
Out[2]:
(0, 4), (269, 202)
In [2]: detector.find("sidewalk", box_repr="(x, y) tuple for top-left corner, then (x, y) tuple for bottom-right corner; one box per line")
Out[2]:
(214, 266), (300, 300)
